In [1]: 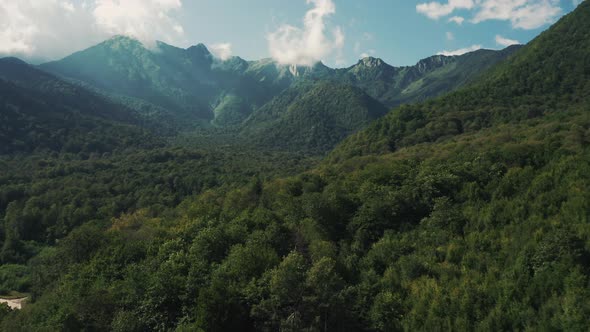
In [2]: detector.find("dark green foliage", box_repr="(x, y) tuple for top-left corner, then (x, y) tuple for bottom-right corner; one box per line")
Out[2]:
(0, 264), (30, 295)
(0, 59), (163, 155)
(242, 81), (388, 152)
(7, 119), (590, 330)
(0, 147), (316, 264)
(2, 2), (590, 331)
(0, 79), (159, 155)
(0, 304), (11, 324)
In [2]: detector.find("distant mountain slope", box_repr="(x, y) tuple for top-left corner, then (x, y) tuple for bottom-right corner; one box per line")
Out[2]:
(332, 55), (456, 106)
(241, 82), (388, 152)
(40, 37), (219, 124)
(242, 47), (520, 110)
(0, 57), (161, 155)
(330, 1), (590, 162)
(39, 37), (519, 132)
(237, 47), (519, 153)
(391, 45), (522, 105)
(40, 37), (310, 128)
(313, 46), (521, 108)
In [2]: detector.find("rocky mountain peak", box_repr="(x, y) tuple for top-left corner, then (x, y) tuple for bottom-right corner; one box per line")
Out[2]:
(415, 55), (455, 74)
(358, 57), (386, 68)
(187, 43), (211, 56)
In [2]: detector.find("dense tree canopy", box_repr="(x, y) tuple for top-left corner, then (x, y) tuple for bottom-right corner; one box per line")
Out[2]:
(1, 2), (590, 331)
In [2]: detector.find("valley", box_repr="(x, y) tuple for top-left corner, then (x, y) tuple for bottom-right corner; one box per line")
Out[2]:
(0, 1), (589, 331)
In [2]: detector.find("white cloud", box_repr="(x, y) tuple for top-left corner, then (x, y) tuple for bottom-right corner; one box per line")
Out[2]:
(446, 31), (455, 40)
(472, 0), (562, 29)
(448, 16), (465, 24)
(0, 0), (185, 61)
(437, 44), (482, 56)
(0, 2), (36, 55)
(0, 0), (102, 58)
(416, 0), (474, 20)
(417, 0), (563, 30)
(210, 43), (232, 60)
(359, 49), (376, 58)
(495, 34), (520, 47)
(267, 0), (345, 66)
(93, 0), (184, 48)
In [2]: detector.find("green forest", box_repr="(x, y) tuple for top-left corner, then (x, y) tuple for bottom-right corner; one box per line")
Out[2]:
(1, 1), (590, 331)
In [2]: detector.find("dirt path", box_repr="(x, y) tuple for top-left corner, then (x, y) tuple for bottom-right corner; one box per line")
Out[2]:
(0, 297), (27, 310)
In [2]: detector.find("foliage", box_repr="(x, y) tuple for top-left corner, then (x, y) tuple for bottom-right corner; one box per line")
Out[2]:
(5, 111), (590, 330)
(330, 2), (590, 162)
(242, 81), (388, 152)
(0, 59), (164, 155)
(2, 2), (590, 331)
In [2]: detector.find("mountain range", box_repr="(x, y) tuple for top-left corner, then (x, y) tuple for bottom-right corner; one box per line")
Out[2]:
(2, 1), (590, 330)
(0, 57), (161, 155)
(0, 36), (522, 154)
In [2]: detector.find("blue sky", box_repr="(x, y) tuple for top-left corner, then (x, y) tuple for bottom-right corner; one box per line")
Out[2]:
(179, 0), (581, 66)
(0, 0), (583, 66)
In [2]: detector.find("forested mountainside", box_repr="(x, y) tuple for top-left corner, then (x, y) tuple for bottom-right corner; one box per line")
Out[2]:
(0, 48), (319, 311)
(40, 36), (518, 133)
(37, 38), (519, 153)
(330, 0), (590, 162)
(0, 58), (163, 155)
(241, 82), (388, 152)
(327, 45), (522, 108)
(1, 1), (589, 331)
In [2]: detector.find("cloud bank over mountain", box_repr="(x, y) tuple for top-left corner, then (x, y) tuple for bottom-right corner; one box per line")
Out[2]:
(0, 0), (346, 66)
(210, 43), (233, 60)
(495, 35), (521, 47)
(437, 44), (482, 56)
(0, 0), (185, 61)
(93, 0), (184, 48)
(267, 0), (345, 67)
(417, 0), (563, 30)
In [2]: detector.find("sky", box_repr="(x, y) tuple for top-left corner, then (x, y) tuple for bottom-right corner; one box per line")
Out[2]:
(0, 0), (584, 67)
